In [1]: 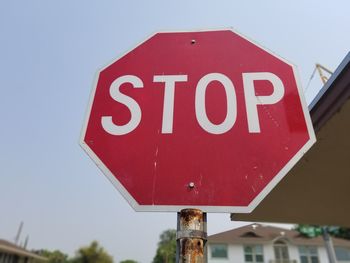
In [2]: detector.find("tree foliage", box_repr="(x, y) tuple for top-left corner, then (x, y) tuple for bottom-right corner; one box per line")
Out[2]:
(120, 260), (138, 263)
(152, 229), (176, 263)
(295, 224), (350, 239)
(333, 227), (350, 239)
(294, 224), (323, 238)
(71, 241), (113, 263)
(34, 249), (69, 263)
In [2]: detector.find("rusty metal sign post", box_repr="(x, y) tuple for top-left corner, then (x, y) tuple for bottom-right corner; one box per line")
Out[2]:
(176, 209), (207, 263)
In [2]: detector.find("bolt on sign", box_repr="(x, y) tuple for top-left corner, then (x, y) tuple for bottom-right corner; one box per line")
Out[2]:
(80, 29), (316, 213)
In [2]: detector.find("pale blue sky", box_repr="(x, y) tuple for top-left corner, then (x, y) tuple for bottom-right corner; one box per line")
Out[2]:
(0, 1), (349, 262)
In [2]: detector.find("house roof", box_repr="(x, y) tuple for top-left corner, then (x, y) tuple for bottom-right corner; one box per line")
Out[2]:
(0, 239), (47, 261)
(208, 224), (350, 248)
(233, 52), (350, 227)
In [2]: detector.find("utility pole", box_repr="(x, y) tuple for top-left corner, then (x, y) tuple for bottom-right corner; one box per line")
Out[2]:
(322, 226), (337, 263)
(23, 235), (29, 249)
(14, 221), (23, 245)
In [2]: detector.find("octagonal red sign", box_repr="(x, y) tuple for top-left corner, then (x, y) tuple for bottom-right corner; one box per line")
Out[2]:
(80, 29), (315, 212)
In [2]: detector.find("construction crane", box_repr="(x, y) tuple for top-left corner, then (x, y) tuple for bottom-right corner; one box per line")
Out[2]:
(305, 63), (334, 91)
(315, 63), (333, 84)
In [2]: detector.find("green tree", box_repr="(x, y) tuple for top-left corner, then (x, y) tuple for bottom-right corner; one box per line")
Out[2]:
(295, 224), (323, 238)
(152, 229), (176, 263)
(120, 260), (138, 263)
(328, 227), (350, 239)
(34, 249), (69, 263)
(295, 224), (350, 239)
(71, 241), (113, 263)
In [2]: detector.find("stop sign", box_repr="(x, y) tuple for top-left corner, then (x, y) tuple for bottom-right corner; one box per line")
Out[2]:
(80, 29), (315, 212)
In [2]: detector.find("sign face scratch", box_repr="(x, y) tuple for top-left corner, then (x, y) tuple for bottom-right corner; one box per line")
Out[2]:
(80, 29), (315, 213)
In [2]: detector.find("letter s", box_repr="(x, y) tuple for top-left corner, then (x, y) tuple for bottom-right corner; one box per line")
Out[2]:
(101, 75), (143, 135)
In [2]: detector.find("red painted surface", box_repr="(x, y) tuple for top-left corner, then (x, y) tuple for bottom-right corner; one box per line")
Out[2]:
(82, 30), (314, 211)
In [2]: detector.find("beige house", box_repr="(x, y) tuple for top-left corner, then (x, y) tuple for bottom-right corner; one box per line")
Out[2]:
(0, 240), (46, 263)
(208, 224), (350, 263)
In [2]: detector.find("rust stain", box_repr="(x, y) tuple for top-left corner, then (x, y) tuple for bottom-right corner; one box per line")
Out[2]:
(180, 209), (204, 229)
(178, 209), (206, 262)
(180, 238), (204, 263)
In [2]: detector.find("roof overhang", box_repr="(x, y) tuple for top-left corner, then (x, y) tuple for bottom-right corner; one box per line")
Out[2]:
(232, 52), (350, 227)
(0, 241), (47, 261)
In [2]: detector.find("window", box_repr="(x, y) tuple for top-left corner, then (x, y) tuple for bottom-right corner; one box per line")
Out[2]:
(244, 245), (264, 263)
(211, 244), (228, 258)
(274, 240), (290, 262)
(335, 247), (350, 261)
(298, 246), (319, 263)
